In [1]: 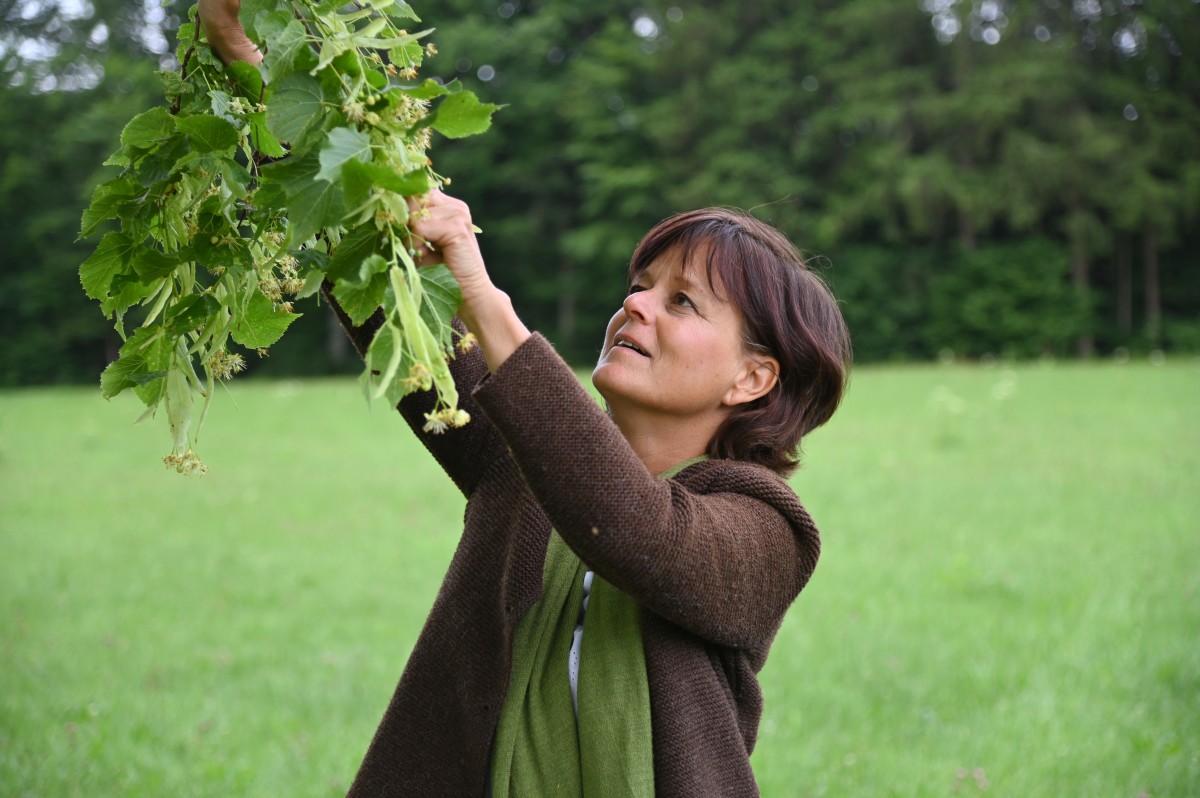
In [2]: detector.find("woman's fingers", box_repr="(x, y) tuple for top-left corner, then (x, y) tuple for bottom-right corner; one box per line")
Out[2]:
(407, 190), (488, 288)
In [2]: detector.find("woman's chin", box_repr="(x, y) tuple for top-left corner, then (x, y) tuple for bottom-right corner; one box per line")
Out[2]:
(591, 362), (616, 401)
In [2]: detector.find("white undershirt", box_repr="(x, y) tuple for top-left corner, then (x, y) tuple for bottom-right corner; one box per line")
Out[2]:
(568, 570), (594, 717)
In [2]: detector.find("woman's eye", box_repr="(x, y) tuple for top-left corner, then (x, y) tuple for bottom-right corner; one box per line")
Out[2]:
(675, 293), (695, 308)
(627, 284), (646, 296)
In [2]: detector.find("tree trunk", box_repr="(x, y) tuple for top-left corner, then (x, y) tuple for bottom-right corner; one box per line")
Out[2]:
(557, 258), (577, 351)
(1143, 226), (1162, 346)
(327, 306), (350, 365)
(1116, 231), (1133, 336)
(957, 146), (977, 252)
(1070, 238), (1094, 358)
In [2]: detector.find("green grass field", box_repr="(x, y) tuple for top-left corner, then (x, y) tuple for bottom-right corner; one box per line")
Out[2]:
(2, 359), (1197, 796)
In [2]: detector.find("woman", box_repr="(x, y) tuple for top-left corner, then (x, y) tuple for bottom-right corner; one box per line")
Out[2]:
(199, 4), (852, 795)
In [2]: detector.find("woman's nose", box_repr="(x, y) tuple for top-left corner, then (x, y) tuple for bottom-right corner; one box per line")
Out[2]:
(622, 289), (654, 323)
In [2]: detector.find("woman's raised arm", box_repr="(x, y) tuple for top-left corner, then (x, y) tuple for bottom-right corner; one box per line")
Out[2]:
(197, 0), (262, 65)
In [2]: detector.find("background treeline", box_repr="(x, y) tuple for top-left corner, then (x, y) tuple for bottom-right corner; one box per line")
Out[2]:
(2, 0), (1197, 384)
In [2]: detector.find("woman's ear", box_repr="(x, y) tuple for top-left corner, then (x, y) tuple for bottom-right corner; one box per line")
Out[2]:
(723, 355), (780, 407)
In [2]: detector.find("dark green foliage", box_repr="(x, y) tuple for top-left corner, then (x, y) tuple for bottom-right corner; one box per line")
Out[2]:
(2, 0), (1198, 385)
(925, 239), (1086, 359)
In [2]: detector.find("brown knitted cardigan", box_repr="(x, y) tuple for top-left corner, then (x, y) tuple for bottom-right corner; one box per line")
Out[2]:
(330, 302), (821, 798)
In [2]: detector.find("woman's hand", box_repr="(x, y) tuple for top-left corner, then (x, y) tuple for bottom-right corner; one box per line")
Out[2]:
(197, 0), (262, 66)
(409, 191), (530, 372)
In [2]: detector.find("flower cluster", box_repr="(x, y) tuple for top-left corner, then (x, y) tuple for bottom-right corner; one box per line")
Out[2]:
(163, 449), (208, 476)
(422, 408), (471, 434)
(205, 348), (246, 381)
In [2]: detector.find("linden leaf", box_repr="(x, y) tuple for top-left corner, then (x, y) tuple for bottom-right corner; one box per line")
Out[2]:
(80, 177), (141, 239)
(102, 327), (171, 399)
(267, 73), (327, 144)
(80, 232), (137, 300)
(362, 318), (415, 406)
(176, 115), (241, 153)
(429, 91), (500, 139)
(248, 111), (287, 158)
(131, 247), (179, 282)
(405, 78), (450, 101)
(270, 154), (346, 245)
(230, 288), (302, 349)
(317, 126), (373, 182)
(263, 20), (315, 83)
(341, 159), (430, 208)
(100, 354), (163, 399)
(332, 271), (388, 326)
(120, 107), (177, 150)
(226, 60), (265, 101)
(327, 223), (384, 282)
(419, 264), (463, 338)
(165, 294), (222, 335)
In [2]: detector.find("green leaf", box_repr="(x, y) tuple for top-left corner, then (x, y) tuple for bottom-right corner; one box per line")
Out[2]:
(243, 0), (286, 41)
(226, 60), (265, 101)
(80, 177), (142, 239)
(327, 223), (383, 282)
(131, 247), (179, 281)
(419, 264), (463, 344)
(332, 268), (388, 326)
(80, 232), (137, 300)
(429, 91), (500, 139)
(330, 49), (363, 80)
(165, 293), (222, 335)
(342, 160), (429, 208)
(390, 0), (421, 22)
(121, 107), (177, 150)
(404, 78), (450, 101)
(100, 354), (162, 399)
(268, 154), (346, 245)
(214, 157), (253, 199)
(364, 67), (387, 91)
(176, 115), (241, 153)
(230, 288), (302, 349)
(101, 273), (155, 321)
(102, 327), (172, 399)
(248, 111), (287, 158)
(130, 134), (189, 186)
(362, 319), (414, 406)
(208, 89), (233, 119)
(267, 73), (327, 144)
(286, 183), (343, 244)
(317, 126), (373, 182)
(264, 20), (316, 83)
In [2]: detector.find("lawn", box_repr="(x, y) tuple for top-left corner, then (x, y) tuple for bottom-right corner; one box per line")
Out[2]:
(1, 359), (1197, 796)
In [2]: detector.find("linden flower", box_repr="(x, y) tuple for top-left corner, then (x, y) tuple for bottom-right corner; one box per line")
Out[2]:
(422, 411), (449, 434)
(450, 409), (471, 428)
(163, 449), (208, 476)
(402, 362), (433, 391)
(456, 332), (478, 354)
(259, 277), (283, 301)
(400, 67), (418, 80)
(206, 349), (246, 381)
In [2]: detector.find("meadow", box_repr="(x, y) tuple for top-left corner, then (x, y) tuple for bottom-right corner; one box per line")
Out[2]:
(1, 359), (1197, 797)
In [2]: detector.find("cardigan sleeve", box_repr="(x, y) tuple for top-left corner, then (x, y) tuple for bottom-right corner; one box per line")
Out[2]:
(472, 334), (820, 650)
(322, 283), (508, 498)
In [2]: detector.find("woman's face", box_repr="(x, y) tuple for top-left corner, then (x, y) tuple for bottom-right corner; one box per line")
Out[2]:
(592, 246), (763, 424)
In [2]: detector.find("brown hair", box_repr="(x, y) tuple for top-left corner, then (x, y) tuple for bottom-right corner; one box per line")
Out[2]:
(628, 208), (851, 477)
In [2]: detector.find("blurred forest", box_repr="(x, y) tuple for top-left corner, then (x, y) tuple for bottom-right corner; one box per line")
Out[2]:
(2, 0), (1198, 385)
